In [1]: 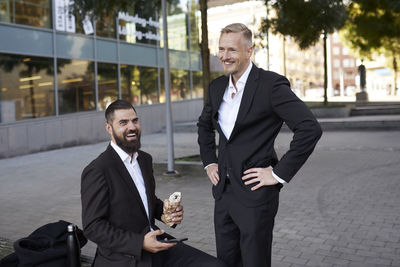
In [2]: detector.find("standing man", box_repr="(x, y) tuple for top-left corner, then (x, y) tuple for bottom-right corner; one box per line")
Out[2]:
(82, 100), (225, 267)
(197, 23), (322, 267)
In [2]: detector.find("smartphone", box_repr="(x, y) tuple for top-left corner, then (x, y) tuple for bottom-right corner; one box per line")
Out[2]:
(158, 237), (188, 243)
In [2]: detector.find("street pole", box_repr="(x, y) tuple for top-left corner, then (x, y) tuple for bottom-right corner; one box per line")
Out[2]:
(161, 0), (178, 176)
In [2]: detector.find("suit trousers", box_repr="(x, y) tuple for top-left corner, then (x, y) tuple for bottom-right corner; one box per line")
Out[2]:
(152, 242), (226, 267)
(214, 181), (279, 267)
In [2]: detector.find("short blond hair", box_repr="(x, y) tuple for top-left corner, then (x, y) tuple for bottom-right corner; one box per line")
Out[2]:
(220, 23), (252, 47)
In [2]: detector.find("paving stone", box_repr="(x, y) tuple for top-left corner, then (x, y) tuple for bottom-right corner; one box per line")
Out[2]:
(282, 255), (308, 265)
(322, 256), (351, 266)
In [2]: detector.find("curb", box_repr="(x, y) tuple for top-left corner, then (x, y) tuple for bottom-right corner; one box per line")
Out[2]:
(173, 116), (400, 132)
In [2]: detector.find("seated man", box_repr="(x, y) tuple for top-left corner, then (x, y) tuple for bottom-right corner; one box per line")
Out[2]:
(81, 99), (225, 267)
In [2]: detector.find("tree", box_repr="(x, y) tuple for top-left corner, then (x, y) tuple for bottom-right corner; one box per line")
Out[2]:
(199, 0), (210, 105)
(341, 0), (400, 95)
(261, 0), (347, 105)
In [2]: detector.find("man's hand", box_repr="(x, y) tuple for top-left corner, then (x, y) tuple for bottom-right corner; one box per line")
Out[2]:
(170, 205), (184, 224)
(242, 166), (279, 191)
(143, 230), (176, 253)
(206, 164), (219, 185)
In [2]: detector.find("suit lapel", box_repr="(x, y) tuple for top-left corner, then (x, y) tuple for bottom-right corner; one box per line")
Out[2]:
(106, 145), (148, 218)
(137, 152), (154, 221)
(229, 65), (260, 140)
(212, 76), (229, 136)
(212, 76), (229, 121)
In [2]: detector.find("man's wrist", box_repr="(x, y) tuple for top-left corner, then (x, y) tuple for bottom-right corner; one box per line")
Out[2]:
(272, 170), (286, 184)
(204, 163), (217, 170)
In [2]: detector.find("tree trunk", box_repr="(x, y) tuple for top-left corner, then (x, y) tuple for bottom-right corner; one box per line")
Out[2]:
(282, 36), (286, 77)
(199, 0), (210, 105)
(323, 33), (328, 106)
(393, 54), (398, 96)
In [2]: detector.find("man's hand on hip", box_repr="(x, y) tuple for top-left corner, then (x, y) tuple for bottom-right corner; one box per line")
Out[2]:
(242, 166), (279, 191)
(205, 164), (219, 185)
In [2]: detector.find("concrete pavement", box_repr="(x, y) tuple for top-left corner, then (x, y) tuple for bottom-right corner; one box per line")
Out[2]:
(1, 129), (400, 266)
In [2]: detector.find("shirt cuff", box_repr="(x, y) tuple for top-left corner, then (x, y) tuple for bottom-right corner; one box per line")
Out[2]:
(204, 163), (218, 170)
(272, 170), (286, 184)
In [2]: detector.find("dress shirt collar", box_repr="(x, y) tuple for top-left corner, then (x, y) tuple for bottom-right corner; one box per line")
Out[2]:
(110, 141), (138, 164)
(228, 61), (253, 94)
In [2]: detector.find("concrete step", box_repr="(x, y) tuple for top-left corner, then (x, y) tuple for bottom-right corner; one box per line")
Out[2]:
(170, 115), (400, 133)
(350, 105), (400, 116)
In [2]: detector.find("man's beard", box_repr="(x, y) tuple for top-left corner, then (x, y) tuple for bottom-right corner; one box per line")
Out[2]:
(113, 129), (141, 155)
(223, 67), (236, 77)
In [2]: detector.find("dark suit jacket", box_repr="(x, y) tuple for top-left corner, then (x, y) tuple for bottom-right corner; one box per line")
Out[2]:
(81, 145), (164, 267)
(198, 64), (322, 206)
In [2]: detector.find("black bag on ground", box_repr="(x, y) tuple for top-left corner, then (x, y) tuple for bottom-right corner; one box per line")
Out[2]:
(0, 220), (87, 267)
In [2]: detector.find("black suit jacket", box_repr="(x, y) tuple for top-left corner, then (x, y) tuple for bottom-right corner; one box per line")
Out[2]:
(81, 145), (164, 267)
(198, 64), (322, 206)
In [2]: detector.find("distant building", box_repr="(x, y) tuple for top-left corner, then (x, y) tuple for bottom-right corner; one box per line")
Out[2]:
(0, 0), (205, 158)
(329, 32), (358, 97)
(0, 0), (203, 125)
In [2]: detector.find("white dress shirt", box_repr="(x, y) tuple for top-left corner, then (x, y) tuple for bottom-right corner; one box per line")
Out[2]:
(110, 141), (151, 219)
(218, 62), (253, 140)
(214, 61), (286, 184)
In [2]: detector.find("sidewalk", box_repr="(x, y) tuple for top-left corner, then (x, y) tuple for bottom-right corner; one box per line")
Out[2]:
(1, 128), (400, 266)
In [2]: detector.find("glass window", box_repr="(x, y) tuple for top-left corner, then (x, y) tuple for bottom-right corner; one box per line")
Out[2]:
(54, 0), (91, 34)
(96, 13), (115, 38)
(97, 62), (118, 110)
(164, 2), (187, 51)
(192, 71), (203, 99)
(333, 47), (340, 55)
(188, 0), (200, 52)
(159, 68), (166, 103)
(0, 0), (51, 28)
(159, 68), (189, 103)
(0, 53), (54, 123)
(170, 69), (190, 101)
(63, 11), (91, 35)
(118, 3), (159, 46)
(333, 59), (340, 68)
(121, 65), (160, 106)
(57, 59), (95, 114)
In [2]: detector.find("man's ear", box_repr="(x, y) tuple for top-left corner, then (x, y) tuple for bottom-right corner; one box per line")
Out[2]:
(105, 122), (112, 136)
(247, 45), (253, 58)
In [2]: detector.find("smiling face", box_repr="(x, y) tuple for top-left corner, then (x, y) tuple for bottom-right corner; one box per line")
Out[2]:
(218, 32), (253, 83)
(106, 108), (141, 155)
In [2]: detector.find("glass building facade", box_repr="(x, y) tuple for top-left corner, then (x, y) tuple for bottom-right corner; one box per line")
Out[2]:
(0, 0), (203, 124)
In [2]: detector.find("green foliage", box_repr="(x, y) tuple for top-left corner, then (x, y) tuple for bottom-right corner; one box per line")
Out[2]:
(341, 0), (400, 59)
(262, 0), (347, 49)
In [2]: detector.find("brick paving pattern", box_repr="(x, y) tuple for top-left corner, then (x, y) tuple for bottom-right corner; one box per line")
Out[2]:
(0, 131), (399, 266)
